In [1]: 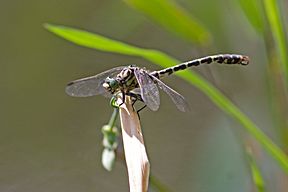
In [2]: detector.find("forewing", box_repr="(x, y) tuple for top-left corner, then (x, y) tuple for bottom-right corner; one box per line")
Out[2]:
(134, 68), (160, 111)
(150, 75), (190, 112)
(65, 66), (125, 97)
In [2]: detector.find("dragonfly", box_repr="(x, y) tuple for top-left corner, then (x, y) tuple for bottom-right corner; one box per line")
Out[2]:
(65, 54), (249, 112)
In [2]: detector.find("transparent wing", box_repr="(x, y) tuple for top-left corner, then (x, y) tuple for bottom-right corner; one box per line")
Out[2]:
(130, 88), (141, 95)
(149, 75), (190, 112)
(65, 66), (126, 97)
(134, 68), (160, 111)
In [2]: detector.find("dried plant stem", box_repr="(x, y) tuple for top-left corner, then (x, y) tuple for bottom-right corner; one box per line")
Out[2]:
(119, 97), (150, 192)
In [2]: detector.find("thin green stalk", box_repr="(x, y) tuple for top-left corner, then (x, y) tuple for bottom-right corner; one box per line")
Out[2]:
(263, 0), (288, 83)
(150, 175), (173, 192)
(108, 107), (119, 129)
(246, 147), (265, 192)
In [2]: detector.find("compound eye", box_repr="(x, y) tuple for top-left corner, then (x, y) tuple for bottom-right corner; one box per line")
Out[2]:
(109, 79), (118, 88)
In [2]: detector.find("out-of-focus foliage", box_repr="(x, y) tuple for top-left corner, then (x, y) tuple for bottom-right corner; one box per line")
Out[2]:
(239, 0), (288, 84)
(237, 0), (265, 34)
(263, 0), (288, 83)
(124, 0), (211, 45)
(247, 147), (265, 192)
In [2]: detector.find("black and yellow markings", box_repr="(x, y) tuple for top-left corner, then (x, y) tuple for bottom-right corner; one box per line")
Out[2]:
(154, 54), (249, 78)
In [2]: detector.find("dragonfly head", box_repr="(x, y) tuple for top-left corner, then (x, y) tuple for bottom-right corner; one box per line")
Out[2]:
(103, 77), (120, 93)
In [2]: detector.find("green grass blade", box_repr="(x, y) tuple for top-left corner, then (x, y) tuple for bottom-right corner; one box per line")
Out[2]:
(247, 148), (265, 192)
(236, 0), (265, 34)
(44, 24), (147, 56)
(124, 0), (211, 45)
(45, 24), (288, 173)
(150, 175), (173, 192)
(263, 0), (288, 82)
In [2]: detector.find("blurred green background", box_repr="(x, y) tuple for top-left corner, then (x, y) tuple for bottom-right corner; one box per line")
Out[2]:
(1, 0), (288, 191)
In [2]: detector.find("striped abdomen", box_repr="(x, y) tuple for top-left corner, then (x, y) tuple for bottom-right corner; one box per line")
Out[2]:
(151, 54), (249, 78)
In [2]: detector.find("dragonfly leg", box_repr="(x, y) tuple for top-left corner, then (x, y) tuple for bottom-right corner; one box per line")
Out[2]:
(136, 105), (147, 120)
(125, 92), (146, 118)
(126, 92), (143, 102)
(137, 105), (146, 113)
(126, 92), (144, 112)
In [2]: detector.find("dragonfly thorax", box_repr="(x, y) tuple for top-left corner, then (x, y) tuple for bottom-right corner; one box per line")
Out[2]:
(102, 66), (139, 94)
